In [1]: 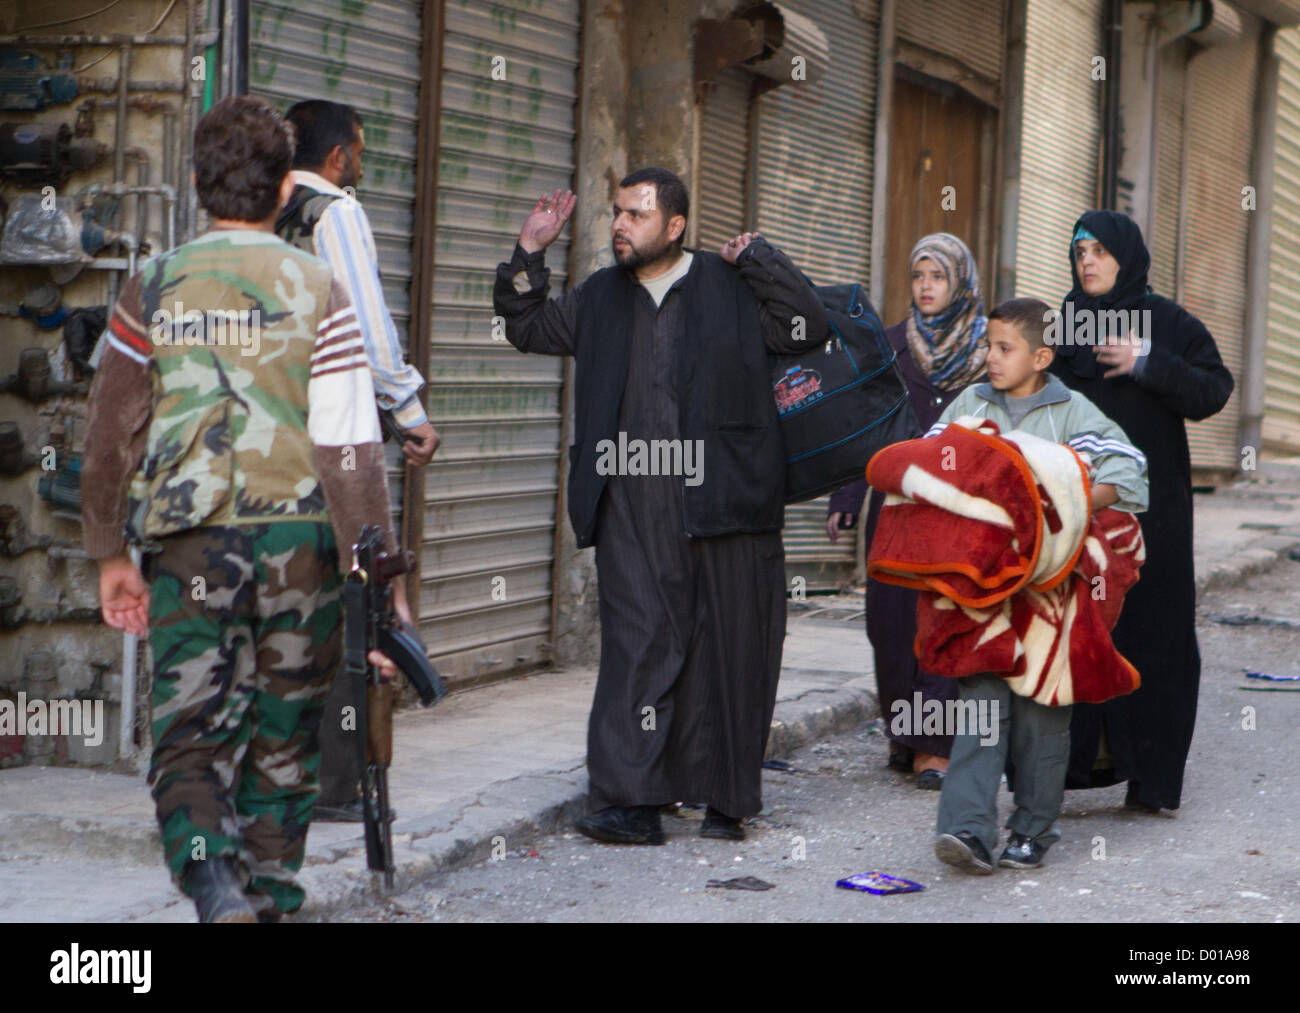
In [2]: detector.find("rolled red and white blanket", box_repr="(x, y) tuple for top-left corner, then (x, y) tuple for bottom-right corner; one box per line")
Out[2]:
(866, 417), (1144, 705)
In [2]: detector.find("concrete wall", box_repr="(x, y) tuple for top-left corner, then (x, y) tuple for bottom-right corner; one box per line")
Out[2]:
(0, 0), (205, 767)
(549, 0), (735, 666)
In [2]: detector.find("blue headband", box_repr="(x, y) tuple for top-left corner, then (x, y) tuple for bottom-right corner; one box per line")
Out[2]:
(1073, 225), (1097, 244)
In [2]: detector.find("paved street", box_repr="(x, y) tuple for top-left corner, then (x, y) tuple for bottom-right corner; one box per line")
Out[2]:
(332, 558), (1300, 923)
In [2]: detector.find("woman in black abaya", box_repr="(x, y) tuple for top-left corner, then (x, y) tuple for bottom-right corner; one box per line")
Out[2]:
(1051, 210), (1233, 812)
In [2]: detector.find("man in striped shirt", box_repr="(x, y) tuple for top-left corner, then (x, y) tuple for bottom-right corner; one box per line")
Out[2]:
(279, 99), (439, 466)
(83, 97), (405, 922)
(277, 100), (438, 820)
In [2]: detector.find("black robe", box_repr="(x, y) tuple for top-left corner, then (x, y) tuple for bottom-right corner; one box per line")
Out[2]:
(1051, 210), (1234, 810)
(828, 321), (964, 758)
(494, 240), (827, 818)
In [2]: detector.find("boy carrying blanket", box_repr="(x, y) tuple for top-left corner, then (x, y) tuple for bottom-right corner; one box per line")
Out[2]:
(867, 297), (1149, 874)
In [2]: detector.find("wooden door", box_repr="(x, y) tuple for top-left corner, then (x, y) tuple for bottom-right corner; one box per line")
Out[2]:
(885, 73), (993, 327)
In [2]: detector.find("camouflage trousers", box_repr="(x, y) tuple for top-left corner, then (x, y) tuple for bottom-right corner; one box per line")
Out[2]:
(145, 521), (340, 916)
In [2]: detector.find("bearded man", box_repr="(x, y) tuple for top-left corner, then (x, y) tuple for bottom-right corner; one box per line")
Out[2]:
(493, 167), (827, 843)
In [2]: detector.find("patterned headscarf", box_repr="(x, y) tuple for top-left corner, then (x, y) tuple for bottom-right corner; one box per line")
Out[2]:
(905, 233), (988, 391)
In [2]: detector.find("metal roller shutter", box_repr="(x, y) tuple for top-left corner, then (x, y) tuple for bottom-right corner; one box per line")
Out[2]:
(1014, 0), (1103, 304)
(1264, 27), (1300, 453)
(696, 67), (754, 251)
(1181, 19), (1258, 472)
(752, 0), (879, 591)
(422, 0), (579, 683)
(248, 0), (423, 536)
(895, 0), (1005, 82)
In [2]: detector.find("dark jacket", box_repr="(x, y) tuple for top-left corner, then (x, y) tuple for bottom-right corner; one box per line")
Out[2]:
(827, 320), (967, 520)
(492, 238), (828, 547)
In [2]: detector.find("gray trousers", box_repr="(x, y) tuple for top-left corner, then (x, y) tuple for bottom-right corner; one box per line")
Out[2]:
(935, 673), (1072, 855)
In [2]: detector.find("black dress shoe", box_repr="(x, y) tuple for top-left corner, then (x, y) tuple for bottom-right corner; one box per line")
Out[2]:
(915, 769), (946, 791)
(998, 832), (1046, 869)
(314, 798), (397, 823)
(183, 857), (257, 923)
(701, 806), (745, 840)
(575, 805), (666, 845)
(935, 831), (994, 875)
(887, 745), (915, 773)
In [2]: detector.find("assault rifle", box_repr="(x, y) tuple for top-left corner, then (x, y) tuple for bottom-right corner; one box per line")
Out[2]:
(343, 525), (447, 889)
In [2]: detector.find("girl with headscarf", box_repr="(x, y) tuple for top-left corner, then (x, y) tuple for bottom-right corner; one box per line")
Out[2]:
(828, 233), (988, 789)
(1051, 210), (1233, 812)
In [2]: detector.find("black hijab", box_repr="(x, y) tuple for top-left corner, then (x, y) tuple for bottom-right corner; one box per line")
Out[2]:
(1056, 210), (1152, 379)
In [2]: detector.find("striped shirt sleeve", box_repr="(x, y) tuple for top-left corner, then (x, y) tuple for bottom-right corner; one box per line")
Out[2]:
(309, 277), (394, 557)
(1065, 397), (1150, 513)
(314, 197), (429, 429)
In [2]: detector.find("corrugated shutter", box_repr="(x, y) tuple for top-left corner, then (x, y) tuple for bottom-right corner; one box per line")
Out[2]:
(896, 0), (1005, 82)
(248, 0), (423, 536)
(1181, 19), (1258, 472)
(752, 0), (878, 590)
(1151, 39), (1187, 300)
(422, 0), (579, 683)
(1265, 27), (1300, 452)
(1014, 0), (1103, 304)
(696, 67), (753, 250)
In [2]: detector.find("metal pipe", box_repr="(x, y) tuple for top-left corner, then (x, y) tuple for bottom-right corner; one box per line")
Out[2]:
(1240, 25), (1280, 460)
(113, 44), (130, 195)
(0, 32), (217, 46)
(105, 41), (131, 308)
(130, 150), (151, 250)
(118, 547), (141, 762)
(162, 106), (175, 247)
(79, 78), (184, 93)
(995, 0), (1029, 302)
(180, 0), (199, 242)
(1176, 47), (1201, 306)
(46, 546), (91, 560)
(1101, 0), (1123, 208)
(868, 0), (894, 314)
(165, 183), (176, 251)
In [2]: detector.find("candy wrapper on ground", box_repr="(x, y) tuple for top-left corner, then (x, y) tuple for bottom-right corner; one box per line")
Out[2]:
(836, 872), (925, 895)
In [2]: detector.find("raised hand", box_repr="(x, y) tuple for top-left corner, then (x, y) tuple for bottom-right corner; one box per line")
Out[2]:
(519, 189), (576, 254)
(720, 231), (761, 265)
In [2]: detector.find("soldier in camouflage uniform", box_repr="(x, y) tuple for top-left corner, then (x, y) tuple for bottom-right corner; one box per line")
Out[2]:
(83, 96), (404, 922)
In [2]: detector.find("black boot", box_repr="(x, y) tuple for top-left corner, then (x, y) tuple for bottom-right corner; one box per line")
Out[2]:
(575, 805), (666, 845)
(183, 857), (257, 923)
(701, 806), (745, 840)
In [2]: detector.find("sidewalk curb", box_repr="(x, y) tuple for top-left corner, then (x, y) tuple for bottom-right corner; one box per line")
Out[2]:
(1196, 528), (1300, 595)
(291, 676), (881, 921)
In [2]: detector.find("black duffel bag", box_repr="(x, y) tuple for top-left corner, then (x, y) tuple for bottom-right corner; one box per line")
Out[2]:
(772, 282), (919, 503)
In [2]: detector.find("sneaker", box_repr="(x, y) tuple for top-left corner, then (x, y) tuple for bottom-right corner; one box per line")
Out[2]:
(997, 832), (1046, 869)
(575, 805), (667, 845)
(915, 769), (946, 791)
(935, 831), (995, 875)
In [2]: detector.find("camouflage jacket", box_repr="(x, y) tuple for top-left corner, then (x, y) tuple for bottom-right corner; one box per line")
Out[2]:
(82, 228), (394, 561)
